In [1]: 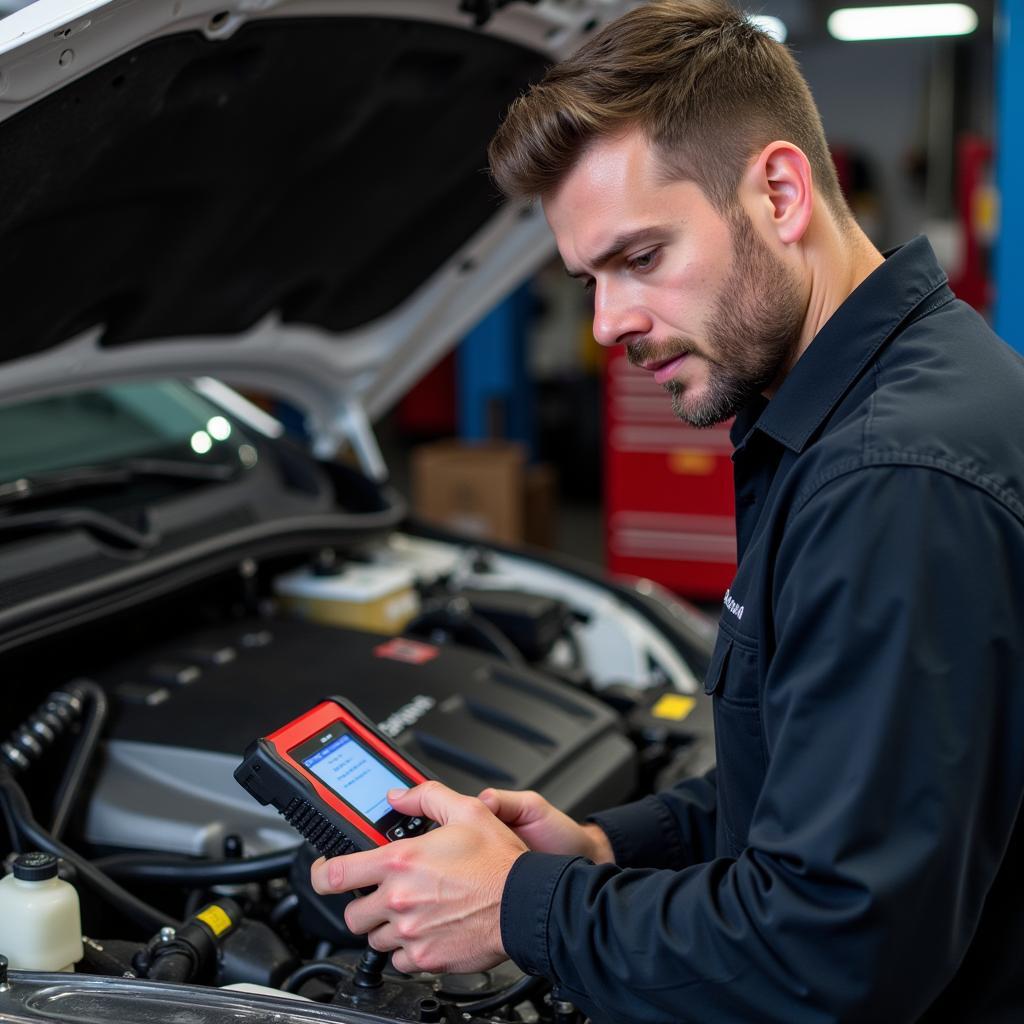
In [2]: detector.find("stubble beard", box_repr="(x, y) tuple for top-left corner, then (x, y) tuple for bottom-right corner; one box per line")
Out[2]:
(630, 212), (806, 429)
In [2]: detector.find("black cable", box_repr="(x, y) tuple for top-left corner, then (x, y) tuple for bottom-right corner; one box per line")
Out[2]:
(51, 680), (108, 841)
(182, 887), (207, 921)
(269, 892), (300, 926)
(280, 959), (349, 993)
(0, 766), (178, 934)
(92, 847), (298, 884)
(457, 974), (548, 1014)
(0, 783), (22, 855)
(406, 599), (525, 666)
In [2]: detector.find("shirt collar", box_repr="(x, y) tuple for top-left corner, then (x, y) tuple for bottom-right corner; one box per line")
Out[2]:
(732, 235), (951, 455)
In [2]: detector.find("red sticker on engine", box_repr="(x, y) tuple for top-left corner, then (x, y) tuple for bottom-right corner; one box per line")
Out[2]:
(374, 638), (440, 664)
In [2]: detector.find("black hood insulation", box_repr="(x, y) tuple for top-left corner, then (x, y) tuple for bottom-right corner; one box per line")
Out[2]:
(0, 16), (547, 362)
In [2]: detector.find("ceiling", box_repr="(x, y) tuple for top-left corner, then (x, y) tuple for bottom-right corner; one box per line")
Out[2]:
(757, 0), (994, 45)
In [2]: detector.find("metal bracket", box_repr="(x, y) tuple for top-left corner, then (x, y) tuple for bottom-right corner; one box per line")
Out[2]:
(317, 400), (388, 483)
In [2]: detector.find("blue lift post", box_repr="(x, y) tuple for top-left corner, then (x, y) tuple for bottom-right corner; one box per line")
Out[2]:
(994, 0), (1023, 350)
(456, 283), (536, 455)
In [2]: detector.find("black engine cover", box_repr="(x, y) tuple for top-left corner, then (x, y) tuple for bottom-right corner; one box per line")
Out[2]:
(84, 617), (636, 855)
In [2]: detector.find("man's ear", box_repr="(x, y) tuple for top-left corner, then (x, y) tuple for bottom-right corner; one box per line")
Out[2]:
(741, 141), (814, 246)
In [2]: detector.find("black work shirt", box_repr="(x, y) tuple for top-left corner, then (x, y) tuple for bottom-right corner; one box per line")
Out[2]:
(500, 238), (1024, 1022)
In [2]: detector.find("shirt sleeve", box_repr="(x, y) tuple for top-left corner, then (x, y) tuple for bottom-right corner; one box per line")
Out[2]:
(586, 769), (718, 870)
(500, 465), (1024, 1023)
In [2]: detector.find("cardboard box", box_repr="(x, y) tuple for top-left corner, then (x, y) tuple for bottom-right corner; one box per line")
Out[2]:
(411, 440), (556, 547)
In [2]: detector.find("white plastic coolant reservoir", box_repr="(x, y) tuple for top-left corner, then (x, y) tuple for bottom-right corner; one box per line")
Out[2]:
(0, 852), (84, 972)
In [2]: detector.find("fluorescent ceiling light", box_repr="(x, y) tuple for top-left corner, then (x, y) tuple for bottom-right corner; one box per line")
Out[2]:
(828, 4), (978, 40)
(749, 14), (788, 42)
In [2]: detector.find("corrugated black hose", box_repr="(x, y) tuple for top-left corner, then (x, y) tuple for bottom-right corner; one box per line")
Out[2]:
(0, 763), (179, 933)
(0, 681), (178, 933)
(50, 680), (108, 840)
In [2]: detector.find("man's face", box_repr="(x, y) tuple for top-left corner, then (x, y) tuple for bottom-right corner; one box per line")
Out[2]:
(543, 131), (807, 427)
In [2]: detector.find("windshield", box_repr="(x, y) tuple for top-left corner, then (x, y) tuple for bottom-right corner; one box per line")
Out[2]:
(0, 381), (255, 484)
(0, 1), (35, 18)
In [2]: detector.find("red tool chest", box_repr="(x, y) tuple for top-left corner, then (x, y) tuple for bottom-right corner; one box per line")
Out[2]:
(604, 346), (737, 601)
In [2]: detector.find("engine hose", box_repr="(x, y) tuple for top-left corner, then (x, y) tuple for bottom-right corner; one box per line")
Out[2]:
(280, 959), (350, 993)
(1, 686), (86, 774)
(457, 974), (548, 1015)
(182, 887), (208, 921)
(0, 766), (179, 934)
(141, 897), (243, 985)
(51, 680), (108, 841)
(92, 847), (299, 884)
(406, 599), (524, 666)
(270, 892), (300, 926)
(146, 947), (198, 984)
(0, 793), (21, 855)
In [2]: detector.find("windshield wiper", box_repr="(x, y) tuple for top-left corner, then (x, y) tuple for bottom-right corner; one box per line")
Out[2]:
(0, 458), (238, 508)
(0, 508), (158, 551)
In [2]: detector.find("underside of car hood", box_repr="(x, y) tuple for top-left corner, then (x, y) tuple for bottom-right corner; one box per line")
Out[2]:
(0, 0), (621, 466)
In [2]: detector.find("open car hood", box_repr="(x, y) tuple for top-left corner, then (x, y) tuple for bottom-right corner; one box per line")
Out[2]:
(0, 0), (623, 470)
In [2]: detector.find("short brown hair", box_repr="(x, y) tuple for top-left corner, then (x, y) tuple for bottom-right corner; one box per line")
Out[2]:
(488, 0), (848, 219)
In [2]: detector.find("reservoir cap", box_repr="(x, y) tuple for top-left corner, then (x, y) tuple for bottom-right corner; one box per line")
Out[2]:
(12, 852), (58, 881)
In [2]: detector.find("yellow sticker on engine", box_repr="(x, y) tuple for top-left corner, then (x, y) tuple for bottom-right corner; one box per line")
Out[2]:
(196, 905), (233, 936)
(651, 694), (697, 721)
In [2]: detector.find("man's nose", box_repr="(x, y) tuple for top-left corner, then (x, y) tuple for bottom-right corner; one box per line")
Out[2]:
(591, 280), (652, 347)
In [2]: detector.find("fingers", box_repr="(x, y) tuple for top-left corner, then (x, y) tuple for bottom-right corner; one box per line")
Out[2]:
(478, 788), (500, 813)
(310, 847), (389, 895)
(312, 796), (514, 979)
(390, 947), (416, 974)
(367, 923), (401, 954)
(387, 780), (477, 824)
(476, 788), (546, 827)
(343, 890), (389, 936)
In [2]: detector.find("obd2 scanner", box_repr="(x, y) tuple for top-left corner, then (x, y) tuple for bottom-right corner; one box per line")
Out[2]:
(234, 697), (436, 858)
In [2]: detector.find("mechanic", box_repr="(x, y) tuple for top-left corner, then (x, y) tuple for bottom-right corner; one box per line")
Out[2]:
(312, 1), (1024, 1020)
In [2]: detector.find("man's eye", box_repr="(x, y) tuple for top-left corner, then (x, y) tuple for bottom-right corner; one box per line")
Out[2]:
(582, 278), (596, 294)
(629, 250), (658, 272)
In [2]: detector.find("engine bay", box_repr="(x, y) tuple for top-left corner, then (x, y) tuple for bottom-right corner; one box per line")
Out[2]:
(0, 526), (715, 1024)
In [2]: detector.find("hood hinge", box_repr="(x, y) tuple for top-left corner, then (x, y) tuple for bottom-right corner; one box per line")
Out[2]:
(316, 400), (388, 483)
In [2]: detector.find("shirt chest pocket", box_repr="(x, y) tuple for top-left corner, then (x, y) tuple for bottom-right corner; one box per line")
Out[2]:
(704, 627), (767, 855)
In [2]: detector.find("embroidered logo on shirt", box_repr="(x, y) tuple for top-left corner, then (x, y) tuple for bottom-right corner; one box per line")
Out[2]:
(723, 589), (745, 621)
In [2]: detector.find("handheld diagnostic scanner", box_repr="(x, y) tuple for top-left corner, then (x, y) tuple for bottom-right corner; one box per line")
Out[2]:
(234, 697), (436, 858)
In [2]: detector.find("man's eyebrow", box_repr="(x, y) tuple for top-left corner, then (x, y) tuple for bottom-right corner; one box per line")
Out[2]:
(564, 225), (673, 279)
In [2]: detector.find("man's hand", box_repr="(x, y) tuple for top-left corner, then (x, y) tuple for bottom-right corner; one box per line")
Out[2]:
(310, 781), (527, 975)
(478, 788), (615, 864)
